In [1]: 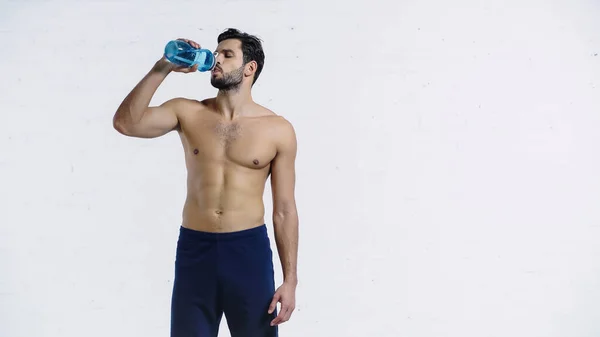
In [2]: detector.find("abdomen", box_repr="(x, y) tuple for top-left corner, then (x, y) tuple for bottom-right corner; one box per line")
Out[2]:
(181, 160), (269, 232)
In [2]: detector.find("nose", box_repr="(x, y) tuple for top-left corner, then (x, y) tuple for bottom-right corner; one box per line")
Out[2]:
(214, 51), (224, 65)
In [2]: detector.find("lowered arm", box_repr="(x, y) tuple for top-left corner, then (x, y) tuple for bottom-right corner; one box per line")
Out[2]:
(270, 119), (299, 285)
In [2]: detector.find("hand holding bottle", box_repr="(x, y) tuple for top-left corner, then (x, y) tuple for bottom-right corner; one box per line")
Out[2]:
(162, 38), (215, 73)
(153, 38), (200, 73)
(171, 38), (201, 72)
(154, 58), (197, 73)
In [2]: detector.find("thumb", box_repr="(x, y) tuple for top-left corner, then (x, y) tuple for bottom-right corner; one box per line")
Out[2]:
(268, 292), (280, 314)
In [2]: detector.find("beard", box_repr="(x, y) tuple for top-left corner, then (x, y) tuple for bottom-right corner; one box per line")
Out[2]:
(211, 65), (244, 92)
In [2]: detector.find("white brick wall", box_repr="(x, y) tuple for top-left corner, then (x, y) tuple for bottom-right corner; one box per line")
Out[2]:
(1, 1), (600, 336)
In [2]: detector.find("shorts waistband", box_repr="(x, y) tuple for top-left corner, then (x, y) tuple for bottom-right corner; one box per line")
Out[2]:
(179, 224), (267, 241)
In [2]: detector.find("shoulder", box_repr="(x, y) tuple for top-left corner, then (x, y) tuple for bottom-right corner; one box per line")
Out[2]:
(160, 97), (191, 108)
(164, 97), (214, 117)
(256, 105), (295, 132)
(255, 108), (295, 142)
(261, 110), (296, 152)
(169, 97), (214, 109)
(274, 116), (296, 140)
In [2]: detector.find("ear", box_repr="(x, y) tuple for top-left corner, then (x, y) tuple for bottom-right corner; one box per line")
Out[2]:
(244, 60), (257, 78)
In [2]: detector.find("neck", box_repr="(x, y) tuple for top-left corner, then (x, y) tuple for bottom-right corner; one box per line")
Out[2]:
(215, 86), (253, 120)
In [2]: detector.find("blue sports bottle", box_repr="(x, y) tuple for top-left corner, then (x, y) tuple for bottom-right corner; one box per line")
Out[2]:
(163, 40), (215, 72)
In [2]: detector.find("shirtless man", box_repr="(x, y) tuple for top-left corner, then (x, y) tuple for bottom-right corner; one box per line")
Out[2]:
(112, 28), (298, 337)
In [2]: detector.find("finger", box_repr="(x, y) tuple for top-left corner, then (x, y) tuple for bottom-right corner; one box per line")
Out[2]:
(271, 306), (288, 326)
(271, 306), (285, 324)
(181, 64), (195, 73)
(283, 306), (295, 322)
(271, 308), (285, 326)
(176, 38), (200, 48)
(178, 38), (199, 49)
(281, 305), (293, 322)
(189, 40), (200, 48)
(268, 293), (280, 314)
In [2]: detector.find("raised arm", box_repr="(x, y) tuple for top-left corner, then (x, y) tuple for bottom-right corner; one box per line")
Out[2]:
(113, 38), (202, 138)
(113, 58), (185, 138)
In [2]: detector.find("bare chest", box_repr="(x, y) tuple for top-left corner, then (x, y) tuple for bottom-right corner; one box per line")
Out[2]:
(180, 118), (276, 169)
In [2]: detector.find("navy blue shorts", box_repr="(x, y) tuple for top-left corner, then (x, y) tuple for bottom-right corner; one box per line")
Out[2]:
(170, 224), (278, 337)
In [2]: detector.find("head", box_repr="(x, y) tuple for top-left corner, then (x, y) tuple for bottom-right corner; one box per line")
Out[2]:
(210, 28), (265, 92)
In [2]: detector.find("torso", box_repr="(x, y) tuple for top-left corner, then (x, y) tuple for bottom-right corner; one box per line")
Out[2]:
(174, 97), (282, 232)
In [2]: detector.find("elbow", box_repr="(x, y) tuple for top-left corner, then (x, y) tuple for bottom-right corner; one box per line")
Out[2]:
(112, 115), (130, 135)
(112, 117), (122, 132)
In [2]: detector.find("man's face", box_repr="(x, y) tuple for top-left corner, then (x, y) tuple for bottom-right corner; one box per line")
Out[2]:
(211, 39), (246, 91)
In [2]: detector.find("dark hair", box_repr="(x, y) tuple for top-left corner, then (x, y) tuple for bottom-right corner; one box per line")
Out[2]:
(217, 28), (265, 85)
